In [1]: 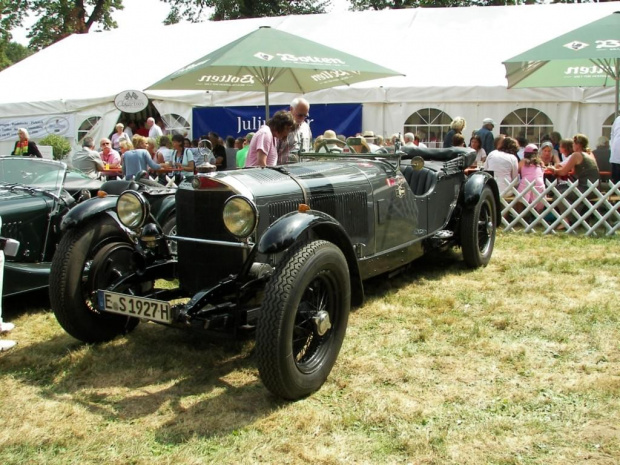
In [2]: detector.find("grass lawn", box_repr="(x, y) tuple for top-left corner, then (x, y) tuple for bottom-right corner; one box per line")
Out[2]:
(1, 232), (619, 464)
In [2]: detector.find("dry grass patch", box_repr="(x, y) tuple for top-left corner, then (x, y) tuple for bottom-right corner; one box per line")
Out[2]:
(1, 232), (619, 464)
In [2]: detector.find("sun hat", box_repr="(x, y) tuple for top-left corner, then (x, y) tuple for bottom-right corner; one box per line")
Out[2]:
(362, 130), (376, 139)
(540, 141), (553, 150)
(482, 118), (495, 125)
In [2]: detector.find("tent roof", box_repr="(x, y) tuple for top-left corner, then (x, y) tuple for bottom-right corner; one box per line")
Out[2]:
(1, 2), (619, 114)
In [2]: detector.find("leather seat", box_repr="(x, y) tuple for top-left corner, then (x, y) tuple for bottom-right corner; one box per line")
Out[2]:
(402, 166), (436, 196)
(100, 180), (139, 195)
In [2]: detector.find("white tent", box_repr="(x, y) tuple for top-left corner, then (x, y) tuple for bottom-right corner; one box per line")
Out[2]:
(0, 2), (618, 155)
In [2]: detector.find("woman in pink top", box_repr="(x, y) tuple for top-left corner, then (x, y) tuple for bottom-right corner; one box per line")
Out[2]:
(517, 143), (545, 212)
(245, 111), (295, 167)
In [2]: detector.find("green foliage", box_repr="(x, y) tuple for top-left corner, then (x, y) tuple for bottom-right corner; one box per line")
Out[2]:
(2, 0), (124, 51)
(39, 133), (72, 160)
(0, 42), (34, 71)
(162, 0), (329, 23)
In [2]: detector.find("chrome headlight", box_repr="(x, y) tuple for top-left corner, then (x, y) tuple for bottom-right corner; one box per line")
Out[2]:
(223, 196), (258, 238)
(117, 191), (149, 230)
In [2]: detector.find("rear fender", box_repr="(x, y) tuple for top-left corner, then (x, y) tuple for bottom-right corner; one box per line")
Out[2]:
(464, 173), (501, 223)
(258, 210), (364, 307)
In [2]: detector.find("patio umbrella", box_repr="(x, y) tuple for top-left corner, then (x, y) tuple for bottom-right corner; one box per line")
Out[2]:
(503, 11), (620, 117)
(146, 26), (403, 120)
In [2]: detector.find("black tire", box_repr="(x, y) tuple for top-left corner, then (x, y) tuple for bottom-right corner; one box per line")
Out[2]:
(461, 186), (497, 268)
(49, 216), (143, 343)
(161, 216), (177, 257)
(256, 240), (351, 400)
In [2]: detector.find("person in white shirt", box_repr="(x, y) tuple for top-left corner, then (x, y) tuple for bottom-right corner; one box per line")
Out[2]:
(403, 132), (416, 147)
(610, 115), (620, 183)
(278, 97), (312, 163)
(146, 117), (163, 138)
(484, 136), (519, 197)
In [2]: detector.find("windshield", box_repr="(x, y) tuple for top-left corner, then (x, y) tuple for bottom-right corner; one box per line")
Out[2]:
(0, 156), (67, 196)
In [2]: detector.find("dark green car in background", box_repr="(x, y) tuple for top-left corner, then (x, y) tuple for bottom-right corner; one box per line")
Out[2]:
(0, 156), (102, 296)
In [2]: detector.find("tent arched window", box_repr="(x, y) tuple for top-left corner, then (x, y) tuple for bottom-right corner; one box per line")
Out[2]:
(403, 108), (452, 148)
(77, 116), (101, 143)
(602, 113), (616, 142)
(161, 113), (190, 137)
(499, 108), (553, 146)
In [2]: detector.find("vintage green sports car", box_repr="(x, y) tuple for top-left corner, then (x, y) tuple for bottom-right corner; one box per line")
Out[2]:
(50, 146), (500, 400)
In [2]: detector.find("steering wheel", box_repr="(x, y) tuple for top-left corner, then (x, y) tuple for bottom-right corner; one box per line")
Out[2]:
(316, 138), (346, 154)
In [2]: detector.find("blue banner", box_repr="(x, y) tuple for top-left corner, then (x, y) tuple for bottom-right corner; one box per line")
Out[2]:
(192, 103), (362, 141)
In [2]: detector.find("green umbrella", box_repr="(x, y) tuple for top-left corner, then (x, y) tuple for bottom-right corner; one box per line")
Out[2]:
(146, 26), (404, 120)
(503, 11), (620, 117)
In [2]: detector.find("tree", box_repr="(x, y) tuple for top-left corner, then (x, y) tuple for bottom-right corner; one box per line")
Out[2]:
(1, 0), (125, 51)
(0, 42), (34, 71)
(161, 0), (330, 23)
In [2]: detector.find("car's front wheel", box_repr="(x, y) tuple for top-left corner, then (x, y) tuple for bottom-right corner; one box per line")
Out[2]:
(49, 216), (144, 343)
(256, 240), (351, 400)
(461, 186), (497, 268)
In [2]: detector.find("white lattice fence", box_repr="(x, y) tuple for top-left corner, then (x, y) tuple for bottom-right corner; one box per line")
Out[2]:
(499, 178), (620, 236)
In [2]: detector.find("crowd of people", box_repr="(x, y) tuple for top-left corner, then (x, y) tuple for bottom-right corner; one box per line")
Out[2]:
(6, 108), (620, 190)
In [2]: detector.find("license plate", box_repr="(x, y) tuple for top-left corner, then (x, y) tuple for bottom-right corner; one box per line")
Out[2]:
(97, 291), (173, 324)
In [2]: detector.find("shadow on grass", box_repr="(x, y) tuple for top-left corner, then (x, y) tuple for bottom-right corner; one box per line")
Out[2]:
(1, 321), (287, 442)
(0, 245), (480, 443)
(361, 246), (473, 303)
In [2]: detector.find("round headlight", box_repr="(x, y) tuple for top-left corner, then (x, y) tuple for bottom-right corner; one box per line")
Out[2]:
(223, 196), (257, 238)
(117, 191), (149, 229)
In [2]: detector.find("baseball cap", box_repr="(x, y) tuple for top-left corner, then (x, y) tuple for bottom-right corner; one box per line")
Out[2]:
(524, 143), (538, 154)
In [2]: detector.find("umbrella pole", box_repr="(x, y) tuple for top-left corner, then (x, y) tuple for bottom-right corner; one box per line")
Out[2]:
(616, 58), (619, 119)
(265, 84), (270, 122)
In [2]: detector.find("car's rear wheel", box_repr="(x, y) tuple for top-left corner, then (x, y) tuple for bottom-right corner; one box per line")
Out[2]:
(50, 216), (143, 343)
(256, 240), (351, 400)
(461, 186), (497, 268)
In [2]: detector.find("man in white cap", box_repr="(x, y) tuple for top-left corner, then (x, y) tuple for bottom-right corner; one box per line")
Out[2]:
(478, 118), (495, 156)
(362, 130), (380, 152)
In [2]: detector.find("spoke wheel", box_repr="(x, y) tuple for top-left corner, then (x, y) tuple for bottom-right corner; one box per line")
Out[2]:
(50, 217), (143, 343)
(256, 240), (350, 400)
(461, 186), (497, 268)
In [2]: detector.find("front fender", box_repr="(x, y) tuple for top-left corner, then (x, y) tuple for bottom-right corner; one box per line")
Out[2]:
(464, 172), (501, 223)
(151, 193), (176, 224)
(258, 210), (365, 307)
(60, 196), (118, 232)
(258, 210), (341, 255)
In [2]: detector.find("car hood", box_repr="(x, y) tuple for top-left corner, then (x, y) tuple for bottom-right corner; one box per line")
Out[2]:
(206, 159), (394, 201)
(0, 189), (50, 217)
